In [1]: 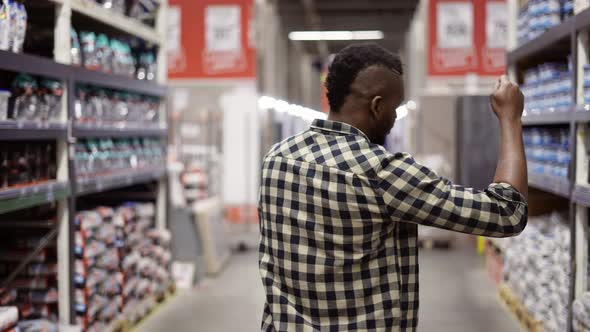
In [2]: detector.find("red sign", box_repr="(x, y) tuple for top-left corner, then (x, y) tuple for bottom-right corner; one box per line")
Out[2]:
(168, 0), (256, 80)
(428, 0), (506, 77)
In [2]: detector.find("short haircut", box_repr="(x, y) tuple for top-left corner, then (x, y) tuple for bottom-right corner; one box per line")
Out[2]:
(325, 43), (403, 113)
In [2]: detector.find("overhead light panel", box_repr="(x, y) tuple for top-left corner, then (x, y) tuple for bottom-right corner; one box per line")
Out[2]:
(288, 30), (384, 41)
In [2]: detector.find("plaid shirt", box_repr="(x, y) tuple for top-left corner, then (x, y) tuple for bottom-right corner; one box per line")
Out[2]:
(259, 119), (527, 331)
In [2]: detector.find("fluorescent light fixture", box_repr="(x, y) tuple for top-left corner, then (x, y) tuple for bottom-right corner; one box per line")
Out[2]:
(258, 96), (327, 121)
(288, 30), (384, 41)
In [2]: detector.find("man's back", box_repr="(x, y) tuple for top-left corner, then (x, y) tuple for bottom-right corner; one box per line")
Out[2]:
(258, 120), (527, 332)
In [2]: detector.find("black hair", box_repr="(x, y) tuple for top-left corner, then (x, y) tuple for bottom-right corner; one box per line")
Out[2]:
(325, 43), (403, 113)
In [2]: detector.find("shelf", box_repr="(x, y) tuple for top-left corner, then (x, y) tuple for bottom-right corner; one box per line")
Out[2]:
(573, 185), (590, 207)
(521, 111), (571, 126)
(76, 168), (167, 196)
(575, 7), (590, 32)
(70, 66), (167, 96)
(0, 181), (69, 215)
(508, 17), (574, 65)
(528, 173), (571, 198)
(0, 121), (68, 140)
(73, 123), (167, 138)
(70, 0), (161, 45)
(0, 51), (166, 96)
(0, 50), (70, 79)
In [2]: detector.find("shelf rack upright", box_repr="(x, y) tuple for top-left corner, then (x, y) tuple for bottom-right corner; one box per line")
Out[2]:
(506, 1), (590, 331)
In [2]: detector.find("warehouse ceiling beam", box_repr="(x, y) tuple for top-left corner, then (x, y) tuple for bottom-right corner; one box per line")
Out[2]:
(300, 0), (329, 57)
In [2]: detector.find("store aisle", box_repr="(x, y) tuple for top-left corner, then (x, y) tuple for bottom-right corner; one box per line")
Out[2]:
(419, 239), (521, 332)
(137, 240), (520, 332)
(136, 251), (264, 332)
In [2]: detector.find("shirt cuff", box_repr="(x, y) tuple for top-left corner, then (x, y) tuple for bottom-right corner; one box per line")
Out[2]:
(487, 182), (527, 205)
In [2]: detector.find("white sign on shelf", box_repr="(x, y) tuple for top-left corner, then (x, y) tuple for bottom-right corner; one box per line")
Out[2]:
(437, 2), (473, 49)
(486, 2), (507, 49)
(172, 262), (196, 289)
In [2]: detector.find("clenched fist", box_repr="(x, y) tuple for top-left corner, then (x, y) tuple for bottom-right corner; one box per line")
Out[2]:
(490, 75), (524, 123)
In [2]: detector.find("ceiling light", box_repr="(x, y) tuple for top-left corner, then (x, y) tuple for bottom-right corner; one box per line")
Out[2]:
(257, 96), (327, 121)
(288, 30), (384, 41)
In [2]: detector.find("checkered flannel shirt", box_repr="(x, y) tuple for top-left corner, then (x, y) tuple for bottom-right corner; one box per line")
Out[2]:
(259, 119), (527, 331)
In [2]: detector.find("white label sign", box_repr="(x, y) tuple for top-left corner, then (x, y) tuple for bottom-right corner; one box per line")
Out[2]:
(205, 5), (241, 53)
(437, 2), (473, 49)
(486, 2), (507, 48)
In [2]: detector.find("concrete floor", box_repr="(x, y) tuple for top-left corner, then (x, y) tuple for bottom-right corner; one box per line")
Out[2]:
(137, 239), (521, 332)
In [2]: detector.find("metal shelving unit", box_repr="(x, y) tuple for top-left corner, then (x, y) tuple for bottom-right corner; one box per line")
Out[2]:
(521, 111), (572, 126)
(507, 4), (590, 332)
(76, 168), (167, 196)
(528, 172), (571, 198)
(0, 182), (69, 214)
(72, 123), (167, 138)
(0, 0), (169, 330)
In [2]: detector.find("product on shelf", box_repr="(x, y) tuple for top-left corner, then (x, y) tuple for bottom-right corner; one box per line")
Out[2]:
(9, 74), (63, 122)
(0, 89), (10, 121)
(74, 137), (164, 179)
(521, 62), (572, 113)
(0, 140), (57, 190)
(0, 306), (18, 331)
(518, 0), (574, 45)
(74, 202), (172, 331)
(574, 293), (590, 331)
(75, 28), (157, 80)
(88, 0), (159, 26)
(0, 0), (27, 53)
(129, 0), (159, 26)
(71, 29), (82, 67)
(523, 127), (570, 179)
(498, 212), (570, 332)
(74, 86), (160, 126)
(94, 0), (126, 15)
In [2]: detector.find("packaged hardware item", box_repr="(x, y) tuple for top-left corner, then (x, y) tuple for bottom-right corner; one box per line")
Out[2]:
(0, 306), (18, 331)
(136, 52), (157, 81)
(0, 0), (9, 51)
(11, 1), (25, 53)
(81, 31), (100, 71)
(11, 74), (38, 120)
(501, 212), (570, 332)
(524, 127), (570, 179)
(17, 319), (59, 332)
(38, 79), (63, 121)
(521, 61), (572, 112)
(0, 141), (57, 189)
(129, 0), (159, 25)
(71, 29), (82, 66)
(96, 33), (113, 73)
(75, 86), (160, 125)
(518, 0), (570, 45)
(6, 0), (16, 52)
(0, 89), (10, 121)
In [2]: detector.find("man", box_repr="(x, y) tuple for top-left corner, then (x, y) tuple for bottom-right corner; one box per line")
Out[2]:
(258, 43), (527, 331)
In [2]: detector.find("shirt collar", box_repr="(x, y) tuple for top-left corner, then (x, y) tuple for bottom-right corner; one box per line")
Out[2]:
(310, 119), (370, 141)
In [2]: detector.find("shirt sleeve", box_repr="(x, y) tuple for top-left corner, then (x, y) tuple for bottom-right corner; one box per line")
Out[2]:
(375, 152), (528, 237)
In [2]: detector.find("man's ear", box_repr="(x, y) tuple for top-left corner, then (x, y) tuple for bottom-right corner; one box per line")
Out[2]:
(370, 96), (382, 117)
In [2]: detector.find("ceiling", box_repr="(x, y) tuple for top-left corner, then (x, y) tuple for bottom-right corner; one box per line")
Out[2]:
(275, 0), (421, 55)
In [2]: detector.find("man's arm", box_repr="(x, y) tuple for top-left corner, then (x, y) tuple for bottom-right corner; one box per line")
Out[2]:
(376, 76), (527, 238)
(491, 75), (528, 199)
